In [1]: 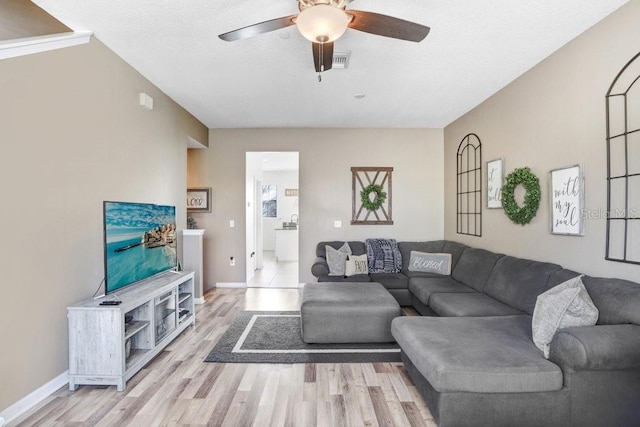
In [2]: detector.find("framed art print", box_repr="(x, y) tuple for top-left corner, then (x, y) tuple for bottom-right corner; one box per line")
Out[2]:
(187, 187), (212, 213)
(550, 165), (584, 235)
(486, 158), (504, 209)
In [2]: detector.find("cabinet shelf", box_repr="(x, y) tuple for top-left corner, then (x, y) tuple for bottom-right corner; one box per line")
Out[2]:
(124, 321), (149, 340)
(67, 271), (195, 391)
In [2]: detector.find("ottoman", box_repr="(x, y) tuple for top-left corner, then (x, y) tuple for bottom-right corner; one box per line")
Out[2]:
(301, 282), (401, 343)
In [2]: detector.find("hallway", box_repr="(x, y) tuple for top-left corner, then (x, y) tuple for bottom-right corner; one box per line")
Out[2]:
(247, 250), (299, 288)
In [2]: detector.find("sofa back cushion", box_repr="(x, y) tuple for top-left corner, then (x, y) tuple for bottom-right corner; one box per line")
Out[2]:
(546, 269), (581, 290)
(316, 241), (366, 258)
(451, 248), (503, 291)
(582, 276), (640, 325)
(484, 256), (562, 315)
(442, 241), (469, 271)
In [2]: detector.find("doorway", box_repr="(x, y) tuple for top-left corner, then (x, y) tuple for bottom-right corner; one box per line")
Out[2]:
(245, 152), (299, 288)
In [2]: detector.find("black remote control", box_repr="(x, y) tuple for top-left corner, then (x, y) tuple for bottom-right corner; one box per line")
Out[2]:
(100, 300), (122, 306)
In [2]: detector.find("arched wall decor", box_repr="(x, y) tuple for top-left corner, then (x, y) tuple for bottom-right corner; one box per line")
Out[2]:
(605, 51), (640, 265)
(456, 133), (482, 236)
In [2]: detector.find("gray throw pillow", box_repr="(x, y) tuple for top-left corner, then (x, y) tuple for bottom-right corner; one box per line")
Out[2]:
(532, 275), (599, 358)
(325, 243), (352, 276)
(408, 251), (452, 275)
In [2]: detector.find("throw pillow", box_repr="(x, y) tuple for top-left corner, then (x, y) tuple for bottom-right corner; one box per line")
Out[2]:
(365, 238), (402, 274)
(345, 254), (369, 277)
(532, 275), (599, 358)
(325, 243), (352, 276)
(408, 251), (452, 275)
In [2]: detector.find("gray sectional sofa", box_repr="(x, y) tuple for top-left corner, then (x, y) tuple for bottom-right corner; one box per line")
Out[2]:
(311, 240), (640, 427)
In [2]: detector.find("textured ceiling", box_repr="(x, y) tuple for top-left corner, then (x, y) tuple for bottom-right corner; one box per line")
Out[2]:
(32, 0), (629, 128)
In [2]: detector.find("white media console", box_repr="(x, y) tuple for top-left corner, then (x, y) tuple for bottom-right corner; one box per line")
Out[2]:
(67, 271), (195, 391)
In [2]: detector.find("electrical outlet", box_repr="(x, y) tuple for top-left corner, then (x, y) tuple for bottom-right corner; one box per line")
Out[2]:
(229, 220), (235, 228)
(334, 220), (342, 228)
(230, 257), (235, 266)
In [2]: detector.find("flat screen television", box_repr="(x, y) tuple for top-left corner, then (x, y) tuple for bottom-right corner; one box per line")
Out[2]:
(103, 201), (177, 294)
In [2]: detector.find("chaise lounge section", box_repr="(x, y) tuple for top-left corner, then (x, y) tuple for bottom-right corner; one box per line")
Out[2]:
(310, 240), (640, 426)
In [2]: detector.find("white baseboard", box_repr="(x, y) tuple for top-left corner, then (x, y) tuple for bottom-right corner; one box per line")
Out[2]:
(0, 371), (68, 425)
(215, 282), (247, 288)
(194, 296), (205, 305)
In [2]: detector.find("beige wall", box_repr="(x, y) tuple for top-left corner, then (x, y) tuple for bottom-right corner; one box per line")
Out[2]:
(0, 39), (207, 411)
(444, 0), (640, 282)
(187, 128), (444, 288)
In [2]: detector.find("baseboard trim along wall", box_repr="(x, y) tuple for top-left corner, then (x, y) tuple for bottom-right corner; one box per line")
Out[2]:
(194, 296), (206, 304)
(215, 282), (248, 288)
(0, 371), (68, 425)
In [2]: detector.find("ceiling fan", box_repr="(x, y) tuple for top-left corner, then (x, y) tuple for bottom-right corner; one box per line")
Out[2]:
(218, 0), (430, 74)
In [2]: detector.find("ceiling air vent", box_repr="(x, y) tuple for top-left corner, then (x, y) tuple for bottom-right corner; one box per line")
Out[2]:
(332, 51), (351, 69)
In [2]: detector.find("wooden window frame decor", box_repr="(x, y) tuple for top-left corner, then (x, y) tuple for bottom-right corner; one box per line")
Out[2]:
(186, 187), (211, 213)
(550, 164), (585, 236)
(351, 167), (393, 225)
(605, 50), (640, 265)
(456, 133), (482, 236)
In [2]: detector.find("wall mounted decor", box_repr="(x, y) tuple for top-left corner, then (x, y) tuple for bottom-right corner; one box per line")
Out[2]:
(605, 50), (640, 265)
(187, 187), (212, 213)
(351, 167), (393, 225)
(550, 165), (584, 236)
(486, 158), (504, 209)
(457, 134), (482, 236)
(502, 167), (541, 225)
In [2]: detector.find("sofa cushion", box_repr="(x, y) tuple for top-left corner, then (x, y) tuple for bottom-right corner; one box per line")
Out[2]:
(451, 248), (503, 291)
(532, 275), (599, 358)
(391, 315), (563, 393)
(370, 273), (409, 290)
(408, 276), (476, 305)
(441, 240), (469, 271)
(430, 293), (525, 317)
(582, 276), (640, 325)
(546, 268), (581, 290)
(316, 241), (366, 257)
(484, 256), (562, 315)
(317, 274), (371, 283)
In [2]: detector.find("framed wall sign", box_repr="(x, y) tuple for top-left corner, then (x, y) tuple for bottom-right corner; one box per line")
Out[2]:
(486, 158), (504, 209)
(549, 165), (584, 236)
(187, 187), (212, 213)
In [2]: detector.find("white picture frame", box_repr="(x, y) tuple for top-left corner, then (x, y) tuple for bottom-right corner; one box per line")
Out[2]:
(550, 164), (584, 236)
(486, 158), (504, 209)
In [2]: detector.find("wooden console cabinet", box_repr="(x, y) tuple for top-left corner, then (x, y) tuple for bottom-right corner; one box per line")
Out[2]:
(67, 271), (195, 391)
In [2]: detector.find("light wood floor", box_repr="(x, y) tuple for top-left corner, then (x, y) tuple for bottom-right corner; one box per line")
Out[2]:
(16, 288), (436, 426)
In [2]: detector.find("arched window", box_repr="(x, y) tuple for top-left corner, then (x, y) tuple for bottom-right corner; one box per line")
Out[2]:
(457, 133), (482, 236)
(606, 51), (640, 265)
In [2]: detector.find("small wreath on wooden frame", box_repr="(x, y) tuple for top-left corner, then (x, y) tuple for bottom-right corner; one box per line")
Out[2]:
(502, 167), (541, 225)
(360, 183), (387, 211)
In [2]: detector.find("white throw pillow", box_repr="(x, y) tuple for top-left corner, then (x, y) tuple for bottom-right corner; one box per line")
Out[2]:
(325, 243), (352, 276)
(408, 251), (452, 275)
(345, 254), (369, 276)
(532, 275), (599, 358)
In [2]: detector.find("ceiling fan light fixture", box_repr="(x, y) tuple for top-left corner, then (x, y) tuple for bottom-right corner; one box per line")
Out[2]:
(296, 4), (349, 43)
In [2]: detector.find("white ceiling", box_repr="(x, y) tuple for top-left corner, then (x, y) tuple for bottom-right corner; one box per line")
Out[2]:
(33, 0), (629, 129)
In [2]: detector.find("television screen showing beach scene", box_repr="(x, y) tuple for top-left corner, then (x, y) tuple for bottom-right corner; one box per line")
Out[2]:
(103, 201), (177, 294)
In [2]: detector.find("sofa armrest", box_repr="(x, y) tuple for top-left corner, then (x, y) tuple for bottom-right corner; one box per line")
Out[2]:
(311, 257), (329, 278)
(549, 324), (640, 371)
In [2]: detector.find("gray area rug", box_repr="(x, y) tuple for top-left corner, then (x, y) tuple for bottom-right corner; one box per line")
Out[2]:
(205, 311), (401, 363)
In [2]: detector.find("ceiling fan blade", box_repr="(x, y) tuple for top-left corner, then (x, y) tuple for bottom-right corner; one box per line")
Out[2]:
(347, 10), (430, 42)
(219, 15), (297, 41)
(312, 41), (334, 73)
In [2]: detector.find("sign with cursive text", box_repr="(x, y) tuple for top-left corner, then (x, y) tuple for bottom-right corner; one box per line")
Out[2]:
(487, 158), (504, 208)
(187, 187), (212, 213)
(550, 165), (584, 235)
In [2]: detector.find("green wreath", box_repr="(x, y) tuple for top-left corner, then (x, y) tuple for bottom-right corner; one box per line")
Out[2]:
(501, 167), (541, 225)
(361, 184), (387, 211)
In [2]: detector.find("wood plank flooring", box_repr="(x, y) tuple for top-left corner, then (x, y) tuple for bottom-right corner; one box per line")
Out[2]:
(15, 288), (436, 426)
